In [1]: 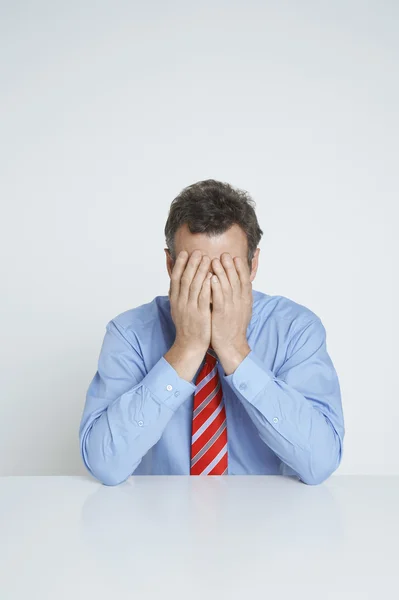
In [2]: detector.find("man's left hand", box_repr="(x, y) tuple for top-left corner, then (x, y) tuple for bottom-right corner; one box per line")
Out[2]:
(210, 253), (253, 374)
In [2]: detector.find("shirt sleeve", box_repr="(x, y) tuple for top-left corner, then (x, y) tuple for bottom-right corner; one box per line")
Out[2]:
(79, 320), (196, 486)
(223, 317), (345, 485)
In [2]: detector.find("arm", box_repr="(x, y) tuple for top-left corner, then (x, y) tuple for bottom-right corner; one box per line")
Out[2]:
(221, 318), (345, 485)
(79, 320), (199, 486)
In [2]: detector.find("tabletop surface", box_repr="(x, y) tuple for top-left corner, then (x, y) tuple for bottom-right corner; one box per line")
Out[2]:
(1, 475), (398, 600)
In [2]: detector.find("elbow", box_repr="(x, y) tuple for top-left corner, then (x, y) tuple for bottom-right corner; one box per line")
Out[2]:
(300, 471), (331, 486)
(299, 442), (343, 486)
(79, 428), (133, 487)
(99, 472), (131, 487)
(82, 451), (132, 487)
(299, 463), (336, 485)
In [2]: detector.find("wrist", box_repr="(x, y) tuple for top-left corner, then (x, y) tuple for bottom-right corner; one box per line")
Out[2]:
(173, 340), (208, 359)
(165, 343), (207, 383)
(215, 341), (251, 376)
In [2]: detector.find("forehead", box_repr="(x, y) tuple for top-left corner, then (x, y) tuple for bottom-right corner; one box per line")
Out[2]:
(174, 223), (248, 258)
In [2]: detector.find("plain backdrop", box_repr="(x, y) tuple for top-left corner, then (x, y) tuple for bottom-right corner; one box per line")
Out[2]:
(0, 1), (398, 477)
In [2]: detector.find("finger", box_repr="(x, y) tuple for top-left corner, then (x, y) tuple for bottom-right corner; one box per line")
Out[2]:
(198, 271), (212, 310)
(179, 250), (204, 303)
(211, 257), (232, 299)
(234, 256), (252, 298)
(169, 250), (189, 303)
(189, 255), (211, 304)
(210, 274), (224, 310)
(220, 253), (240, 294)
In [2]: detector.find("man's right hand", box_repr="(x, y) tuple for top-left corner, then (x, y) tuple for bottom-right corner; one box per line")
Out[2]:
(164, 249), (213, 382)
(169, 249), (213, 353)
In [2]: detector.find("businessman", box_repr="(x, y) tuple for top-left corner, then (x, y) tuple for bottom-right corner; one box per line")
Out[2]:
(79, 179), (345, 485)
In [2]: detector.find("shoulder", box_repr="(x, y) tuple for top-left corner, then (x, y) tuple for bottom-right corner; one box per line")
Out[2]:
(253, 289), (326, 357)
(106, 295), (168, 341)
(253, 288), (322, 328)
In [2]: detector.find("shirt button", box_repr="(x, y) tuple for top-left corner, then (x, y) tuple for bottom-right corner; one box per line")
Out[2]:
(138, 420), (144, 427)
(273, 417), (279, 423)
(239, 382), (247, 390)
(166, 384), (173, 391)
(174, 390), (180, 397)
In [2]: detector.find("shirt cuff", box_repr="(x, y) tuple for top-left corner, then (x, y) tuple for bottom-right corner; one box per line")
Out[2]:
(142, 355), (197, 411)
(223, 349), (279, 410)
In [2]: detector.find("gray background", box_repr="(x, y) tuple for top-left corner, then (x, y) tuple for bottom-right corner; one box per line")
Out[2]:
(1, 0), (397, 476)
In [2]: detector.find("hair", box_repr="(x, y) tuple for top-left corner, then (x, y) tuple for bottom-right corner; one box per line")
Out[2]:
(164, 179), (263, 271)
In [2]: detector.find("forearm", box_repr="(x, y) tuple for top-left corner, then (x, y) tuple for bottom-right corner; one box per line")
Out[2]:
(241, 388), (342, 484)
(223, 349), (345, 485)
(81, 391), (178, 485)
(80, 351), (198, 485)
(164, 342), (207, 382)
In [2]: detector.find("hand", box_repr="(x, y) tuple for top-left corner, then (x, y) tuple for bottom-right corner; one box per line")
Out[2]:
(168, 249), (212, 354)
(210, 253), (253, 373)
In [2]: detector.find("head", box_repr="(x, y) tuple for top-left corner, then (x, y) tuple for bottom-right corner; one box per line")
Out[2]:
(164, 179), (263, 303)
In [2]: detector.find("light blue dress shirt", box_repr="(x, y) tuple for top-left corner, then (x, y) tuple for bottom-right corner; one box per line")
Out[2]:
(79, 289), (345, 486)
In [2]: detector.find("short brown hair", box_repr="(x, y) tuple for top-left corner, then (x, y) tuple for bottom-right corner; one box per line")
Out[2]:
(164, 179), (263, 271)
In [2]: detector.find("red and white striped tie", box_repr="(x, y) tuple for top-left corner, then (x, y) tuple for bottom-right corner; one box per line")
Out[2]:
(190, 347), (228, 475)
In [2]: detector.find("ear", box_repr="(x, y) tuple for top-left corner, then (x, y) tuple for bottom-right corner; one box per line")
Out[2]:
(165, 248), (174, 278)
(249, 248), (260, 283)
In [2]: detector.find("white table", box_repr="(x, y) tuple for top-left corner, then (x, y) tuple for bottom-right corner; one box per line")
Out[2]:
(0, 475), (398, 599)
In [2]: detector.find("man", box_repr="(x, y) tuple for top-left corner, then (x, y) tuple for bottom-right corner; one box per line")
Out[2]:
(79, 179), (345, 485)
